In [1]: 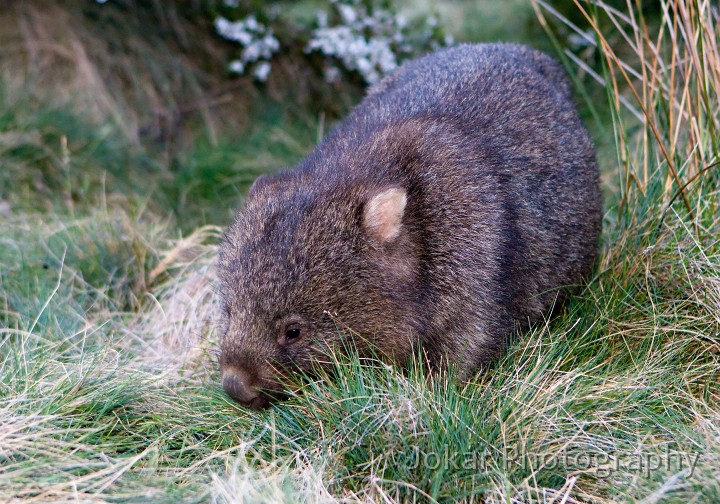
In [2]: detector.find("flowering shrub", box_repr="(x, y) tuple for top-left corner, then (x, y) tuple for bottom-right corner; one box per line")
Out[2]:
(306, 0), (450, 84)
(214, 0), (450, 85)
(214, 15), (280, 82)
(94, 0), (449, 85)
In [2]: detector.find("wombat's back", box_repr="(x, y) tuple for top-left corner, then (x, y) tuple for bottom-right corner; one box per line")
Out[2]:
(301, 43), (602, 367)
(365, 43), (574, 125)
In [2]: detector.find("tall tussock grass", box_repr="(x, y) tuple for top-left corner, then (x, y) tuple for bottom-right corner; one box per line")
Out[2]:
(0, 0), (245, 147)
(1, 1), (719, 502)
(535, 0), (719, 212)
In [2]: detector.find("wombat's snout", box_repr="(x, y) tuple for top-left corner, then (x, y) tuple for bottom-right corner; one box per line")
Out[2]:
(222, 367), (267, 409)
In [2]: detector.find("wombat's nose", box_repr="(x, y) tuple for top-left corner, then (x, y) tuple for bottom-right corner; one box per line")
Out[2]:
(222, 367), (261, 405)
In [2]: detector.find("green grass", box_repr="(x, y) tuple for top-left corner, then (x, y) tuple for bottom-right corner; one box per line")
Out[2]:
(163, 101), (320, 231)
(1, 0), (719, 502)
(0, 81), (319, 233)
(2, 202), (718, 501)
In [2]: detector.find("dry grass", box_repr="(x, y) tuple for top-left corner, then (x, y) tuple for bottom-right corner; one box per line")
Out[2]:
(533, 0), (719, 203)
(0, 1), (251, 147)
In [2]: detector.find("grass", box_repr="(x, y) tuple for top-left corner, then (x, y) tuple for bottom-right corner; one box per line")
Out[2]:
(1, 0), (719, 502)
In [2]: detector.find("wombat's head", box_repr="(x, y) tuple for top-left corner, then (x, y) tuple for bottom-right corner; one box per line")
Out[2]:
(218, 171), (421, 409)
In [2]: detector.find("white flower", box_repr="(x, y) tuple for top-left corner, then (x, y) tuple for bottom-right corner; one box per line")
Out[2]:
(263, 33), (280, 53)
(365, 69), (380, 84)
(356, 57), (372, 74)
(228, 60), (245, 74)
(215, 17), (252, 44)
(242, 44), (261, 62)
(237, 31), (253, 46)
(216, 15), (280, 82)
(338, 4), (357, 24)
(305, 0), (448, 85)
(244, 15), (259, 32)
(324, 64), (342, 83)
(254, 61), (272, 82)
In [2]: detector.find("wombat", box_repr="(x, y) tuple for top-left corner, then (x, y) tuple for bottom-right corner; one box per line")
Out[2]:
(218, 43), (601, 409)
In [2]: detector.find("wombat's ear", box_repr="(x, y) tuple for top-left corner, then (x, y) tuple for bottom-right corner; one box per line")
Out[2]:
(363, 186), (407, 243)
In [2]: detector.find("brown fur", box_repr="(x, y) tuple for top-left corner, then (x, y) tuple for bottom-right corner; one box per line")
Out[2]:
(217, 43), (601, 408)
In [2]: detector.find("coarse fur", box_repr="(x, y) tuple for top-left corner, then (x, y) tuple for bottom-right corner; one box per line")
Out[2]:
(218, 43), (601, 408)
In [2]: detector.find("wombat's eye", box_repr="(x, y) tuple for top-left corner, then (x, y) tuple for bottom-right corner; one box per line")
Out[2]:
(278, 316), (307, 345)
(285, 326), (302, 341)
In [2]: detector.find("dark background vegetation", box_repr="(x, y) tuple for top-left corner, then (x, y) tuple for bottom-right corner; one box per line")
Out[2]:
(0, 0), (646, 230)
